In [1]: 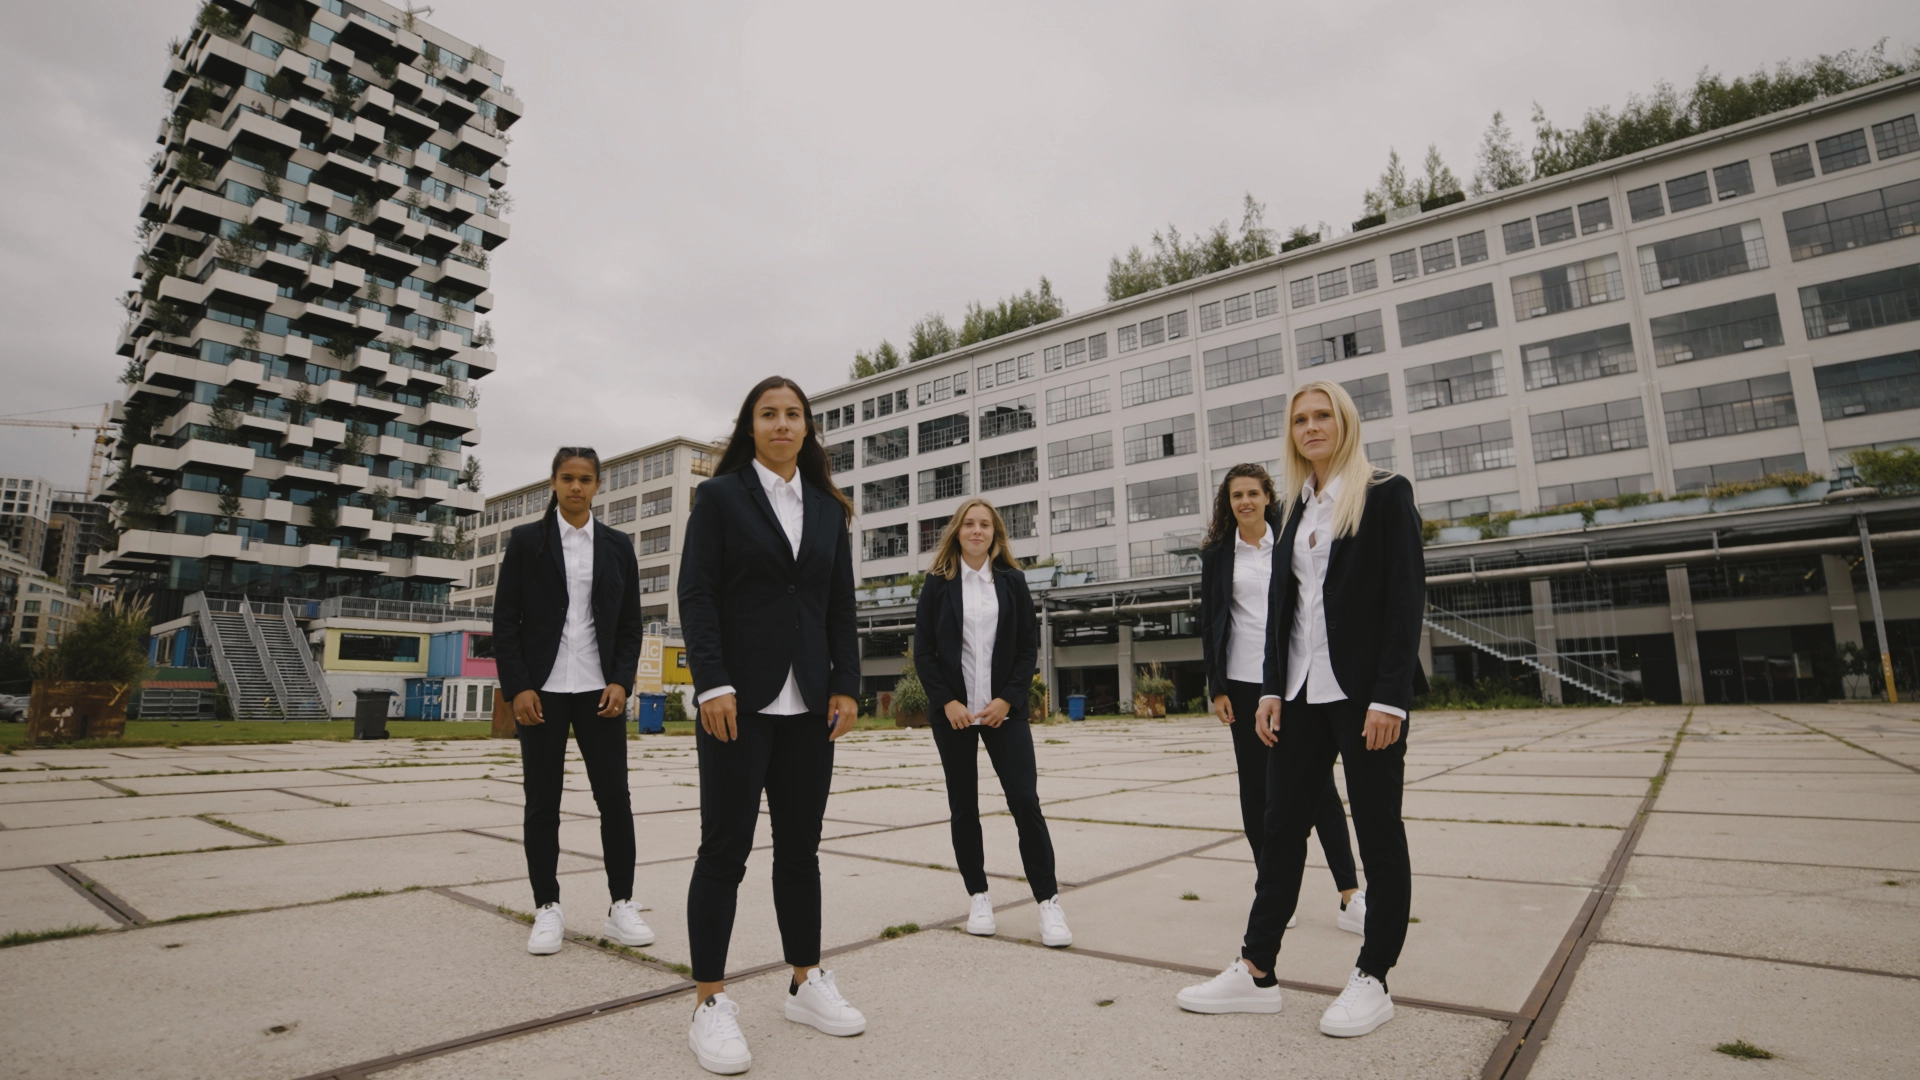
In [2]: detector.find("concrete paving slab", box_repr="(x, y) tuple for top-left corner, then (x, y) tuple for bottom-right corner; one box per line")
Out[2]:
(1044, 790), (1243, 831)
(1655, 772), (1920, 821)
(820, 786), (961, 827)
(1044, 761), (1239, 782)
(382, 917), (1505, 1080)
(218, 798), (528, 844)
(81, 831), (597, 921)
(457, 851), (967, 975)
(299, 777), (521, 806)
(112, 770), (380, 795)
(0, 890), (680, 1080)
(0, 788), (322, 829)
(479, 808), (702, 862)
(0, 764), (195, 782)
(344, 762), (518, 783)
(1402, 790), (1641, 828)
(1666, 756), (1910, 773)
(1451, 752), (1668, 778)
(1407, 774), (1650, 797)
(823, 817), (1232, 886)
(1206, 818), (1621, 887)
(0, 866), (112, 936)
(0, 816), (264, 869)
(1637, 812), (1920, 870)
(1527, 943), (1919, 1080)
(1605, 856), (1920, 975)
(0, 778), (122, 804)
(1056, 854), (1587, 1013)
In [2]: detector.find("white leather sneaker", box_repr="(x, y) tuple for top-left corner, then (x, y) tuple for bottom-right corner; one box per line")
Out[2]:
(1175, 959), (1283, 1014)
(526, 902), (563, 955)
(1320, 968), (1394, 1037)
(966, 892), (997, 936)
(606, 899), (656, 947)
(688, 993), (752, 1075)
(1287, 913), (1299, 929)
(785, 967), (867, 1036)
(1338, 891), (1367, 936)
(1038, 896), (1073, 947)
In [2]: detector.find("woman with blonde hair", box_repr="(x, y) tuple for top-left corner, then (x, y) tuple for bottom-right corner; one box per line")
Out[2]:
(911, 498), (1071, 948)
(1179, 379), (1426, 1039)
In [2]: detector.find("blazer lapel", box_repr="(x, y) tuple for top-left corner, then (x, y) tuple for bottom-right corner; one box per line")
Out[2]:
(545, 511), (566, 584)
(740, 467), (796, 566)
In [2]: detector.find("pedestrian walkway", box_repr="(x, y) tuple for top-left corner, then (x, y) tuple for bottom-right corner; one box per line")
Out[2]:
(0, 703), (1913, 1078)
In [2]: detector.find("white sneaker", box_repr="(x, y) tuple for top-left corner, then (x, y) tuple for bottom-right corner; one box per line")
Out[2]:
(1175, 958), (1283, 1014)
(606, 899), (656, 947)
(785, 967), (867, 1036)
(966, 892), (997, 936)
(1338, 891), (1367, 936)
(688, 993), (752, 1075)
(1038, 896), (1073, 947)
(526, 902), (563, 955)
(1320, 968), (1394, 1037)
(1287, 913), (1299, 929)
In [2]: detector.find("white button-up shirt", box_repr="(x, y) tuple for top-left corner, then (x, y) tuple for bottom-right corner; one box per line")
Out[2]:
(958, 560), (1001, 720)
(696, 459), (810, 714)
(1265, 476), (1405, 719)
(541, 513), (605, 694)
(1225, 522), (1273, 685)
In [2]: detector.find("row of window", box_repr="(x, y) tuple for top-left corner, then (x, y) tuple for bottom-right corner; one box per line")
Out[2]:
(479, 485), (672, 526)
(858, 474), (1208, 560)
(1771, 113), (1917, 188)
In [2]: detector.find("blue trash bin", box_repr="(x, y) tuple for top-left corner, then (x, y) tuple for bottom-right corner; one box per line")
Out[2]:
(1067, 694), (1086, 721)
(637, 692), (666, 734)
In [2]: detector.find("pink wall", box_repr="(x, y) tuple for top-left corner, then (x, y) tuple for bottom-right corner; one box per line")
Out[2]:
(463, 632), (497, 678)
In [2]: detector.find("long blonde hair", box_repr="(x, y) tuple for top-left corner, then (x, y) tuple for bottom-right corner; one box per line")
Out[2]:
(1280, 380), (1384, 539)
(928, 498), (1018, 579)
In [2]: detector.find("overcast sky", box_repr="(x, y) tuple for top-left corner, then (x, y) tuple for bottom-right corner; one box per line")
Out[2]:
(0, 0), (1909, 492)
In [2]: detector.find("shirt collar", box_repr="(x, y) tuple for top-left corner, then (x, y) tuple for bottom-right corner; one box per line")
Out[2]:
(1301, 474), (1344, 505)
(1233, 522), (1273, 553)
(752, 458), (803, 500)
(960, 560), (995, 585)
(557, 512), (593, 542)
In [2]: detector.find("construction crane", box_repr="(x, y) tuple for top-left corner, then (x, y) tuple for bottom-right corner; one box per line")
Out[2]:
(0, 404), (117, 498)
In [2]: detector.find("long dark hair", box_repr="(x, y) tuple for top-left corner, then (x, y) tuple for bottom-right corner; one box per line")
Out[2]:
(535, 446), (601, 558)
(1202, 463), (1278, 550)
(713, 376), (855, 522)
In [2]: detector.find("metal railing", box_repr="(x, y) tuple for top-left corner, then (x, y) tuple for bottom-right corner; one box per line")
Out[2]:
(1424, 601), (1627, 703)
(317, 596), (493, 623)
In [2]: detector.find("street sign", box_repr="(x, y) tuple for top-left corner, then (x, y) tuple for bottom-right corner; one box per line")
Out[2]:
(637, 635), (664, 695)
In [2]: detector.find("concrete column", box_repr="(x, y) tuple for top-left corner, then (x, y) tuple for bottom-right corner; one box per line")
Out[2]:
(1529, 577), (1562, 703)
(1823, 553), (1869, 700)
(1666, 564), (1706, 704)
(1417, 622), (1434, 684)
(1785, 352), (1832, 476)
(1117, 622), (1134, 708)
(1039, 607), (1056, 717)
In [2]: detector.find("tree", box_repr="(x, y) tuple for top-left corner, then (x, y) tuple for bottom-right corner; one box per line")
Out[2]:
(1362, 144), (1460, 216)
(217, 483), (243, 532)
(1471, 111), (1531, 195)
(31, 595), (152, 692)
(957, 277), (1067, 346)
(849, 340), (903, 380)
(340, 426), (369, 467)
(0, 640), (31, 695)
(1850, 446), (1920, 496)
(108, 466), (166, 537)
(907, 313), (956, 361)
(1104, 194), (1276, 301)
(1421, 144), (1463, 202)
(303, 492), (340, 547)
(458, 456), (483, 492)
(207, 386), (245, 444)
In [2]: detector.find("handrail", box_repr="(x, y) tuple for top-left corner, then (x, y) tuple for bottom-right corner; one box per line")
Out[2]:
(1425, 601), (1628, 704)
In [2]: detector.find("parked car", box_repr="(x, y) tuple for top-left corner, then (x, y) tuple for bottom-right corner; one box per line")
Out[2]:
(0, 694), (27, 722)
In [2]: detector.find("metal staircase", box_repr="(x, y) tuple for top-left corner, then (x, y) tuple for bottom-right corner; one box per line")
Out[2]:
(1424, 602), (1628, 704)
(183, 593), (330, 720)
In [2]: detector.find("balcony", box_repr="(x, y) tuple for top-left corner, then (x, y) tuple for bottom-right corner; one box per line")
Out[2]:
(132, 438), (256, 475)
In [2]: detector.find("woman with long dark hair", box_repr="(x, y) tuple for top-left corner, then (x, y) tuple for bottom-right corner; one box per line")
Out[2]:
(492, 447), (652, 957)
(678, 376), (864, 1075)
(1179, 380), (1426, 1038)
(1198, 464), (1364, 934)
(912, 498), (1071, 948)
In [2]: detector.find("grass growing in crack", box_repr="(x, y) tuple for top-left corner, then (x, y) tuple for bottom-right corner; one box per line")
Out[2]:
(594, 937), (694, 976)
(879, 923), (920, 939)
(197, 815), (284, 844)
(1095, 999), (1114, 1006)
(1180, 892), (1200, 901)
(1714, 1040), (1773, 1060)
(103, 845), (243, 860)
(497, 905), (534, 925)
(1409, 916), (1422, 923)
(1044, 739), (1066, 745)
(1, 924), (103, 948)
(159, 909), (251, 924)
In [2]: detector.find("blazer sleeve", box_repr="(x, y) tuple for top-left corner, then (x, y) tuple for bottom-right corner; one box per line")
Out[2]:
(825, 511), (861, 700)
(676, 484), (732, 699)
(1368, 477), (1427, 712)
(1260, 538), (1285, 701)
(491, 529), (531, 701)
(1199, 548), (1224, 701)
(996, 573), (1039, 707)
(609, 533), (645, 696)
(911, 576), (955, 715)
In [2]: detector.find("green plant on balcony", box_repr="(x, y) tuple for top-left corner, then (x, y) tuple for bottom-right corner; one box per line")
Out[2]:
(307, 229), (333, 265)
(1849, 447), (1920, 496)
(368, 485), (393, 521)
(259, 151), (287, 200)
(303, 492), (340, 547)
(207, 386), (246, 444)
(364, 281), (384, 305)
(349, 190), (375, 223)
(281, 27), (307, 51)
(118, 358), (144, 387)
(194, 2), (241, 39)
(444, 149), (483, 175)
(340, 427), (369, 467)
(372, 52), (399, 80)
(421, 41), (441, 70)
(108, 465), (167, 536)
(217, 484), (243, 530)
(1707, 470), (1824, 500)
(486, 188), (513, 216)
(326, 78), (363, 120)
(288, 382), (314, 426)
(472, 320), (494, 348)
(458, 456), (483, 492)
(262, 70), (299, 101)
(175, 150), (215, 186)
(425, 447), (445, 473)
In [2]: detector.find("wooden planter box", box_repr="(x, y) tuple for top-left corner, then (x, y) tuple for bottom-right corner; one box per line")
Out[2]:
(1133, 694), (1166, 718)
(491, 689), (519, 738)
(27, 682), (131, 745)
(895, 709), (928, 728)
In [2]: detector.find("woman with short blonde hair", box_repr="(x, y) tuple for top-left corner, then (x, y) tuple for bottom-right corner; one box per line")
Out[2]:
(912, 498), (1071, 947)
(1179, 379), (1427, 1039)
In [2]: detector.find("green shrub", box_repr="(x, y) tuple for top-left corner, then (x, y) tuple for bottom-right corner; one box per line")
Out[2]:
(1851, 446), (1920, 496)
(31, 596), (153, 694)
(892, 657), (927, 718)
(1415, 676), (1542, 710)
(663, 688), (688, 725)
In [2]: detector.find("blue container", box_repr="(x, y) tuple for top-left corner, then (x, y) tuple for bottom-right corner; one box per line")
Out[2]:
(1067, 694), (1086, 721)
(403, 678), (443, 720)
(636, 692), (666, 734)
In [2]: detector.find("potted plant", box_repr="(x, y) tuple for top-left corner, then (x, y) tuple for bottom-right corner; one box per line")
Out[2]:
(1028, 673), (1049, 718)
(1134, 664), (1175, 718)
(892, 657), (928, 728)
(27, 596), (153, 745)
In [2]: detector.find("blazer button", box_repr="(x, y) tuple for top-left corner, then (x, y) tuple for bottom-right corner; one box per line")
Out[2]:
(788, 585), (796, 594)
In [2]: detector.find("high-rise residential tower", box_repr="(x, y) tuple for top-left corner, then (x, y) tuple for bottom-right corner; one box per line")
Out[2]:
(91, 0), (519, 620)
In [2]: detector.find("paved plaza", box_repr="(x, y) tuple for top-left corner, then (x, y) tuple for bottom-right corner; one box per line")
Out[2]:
(1, 703), (1915, 1079)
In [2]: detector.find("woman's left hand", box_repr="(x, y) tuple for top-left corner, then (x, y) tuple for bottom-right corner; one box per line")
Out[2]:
(1362, 709), (1402, 751)
(828, 694), (859, 741)
(974, 699), (1011, 728)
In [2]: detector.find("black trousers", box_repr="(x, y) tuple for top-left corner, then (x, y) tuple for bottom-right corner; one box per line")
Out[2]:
(517, 690), (635, 909)
(929, 717), (1059, 901)
(687, 712), (835, 983)
(1224, 681), (1359, 893)
(1243, 695), (1410, 981)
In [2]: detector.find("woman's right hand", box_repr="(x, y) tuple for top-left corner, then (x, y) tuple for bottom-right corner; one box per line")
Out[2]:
(512, 690), (543, 726)
(944, 700), (972, 729)
(700, 692), (739, 742)
(1212, 694), (1234, 725)
(1254, 697), (1282, 747)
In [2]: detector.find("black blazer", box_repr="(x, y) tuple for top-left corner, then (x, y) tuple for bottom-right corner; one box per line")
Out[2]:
(492, 512), (646, 701)
(912, 563), (1039, 722)
(1198, 508), (1283, 701)
(677, 466), (859, 715)
(1261, 473), (1429, 713)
